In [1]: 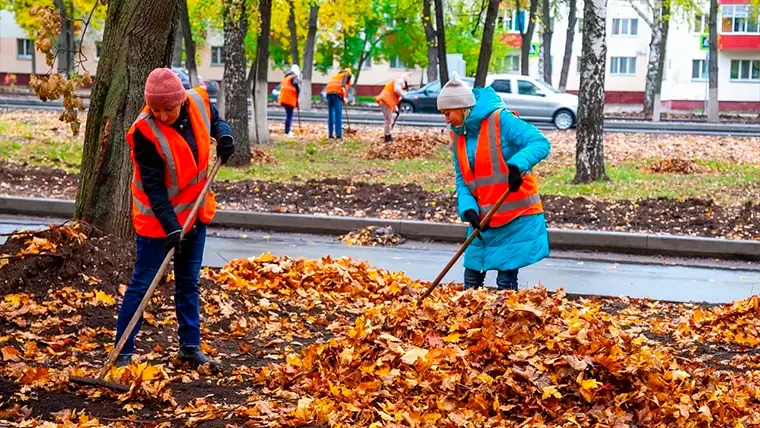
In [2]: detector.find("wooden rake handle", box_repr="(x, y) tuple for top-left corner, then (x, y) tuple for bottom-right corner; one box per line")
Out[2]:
(96, 157), (223, 380)
(417, 187), (514, 304)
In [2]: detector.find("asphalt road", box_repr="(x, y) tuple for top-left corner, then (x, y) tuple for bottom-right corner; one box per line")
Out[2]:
(2, 215), (758, 304)
(3, 98), (760, 136)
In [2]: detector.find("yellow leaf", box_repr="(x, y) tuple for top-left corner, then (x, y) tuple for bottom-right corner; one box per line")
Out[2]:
(401, 347), (428, 365)
(581, 379), (600, 390)
(93, 290), (115, 306)
(0, 257), (7, 270)
(1, 346), (20, 362)
(670, 370), (690, 381)
(141, 365), (162, 381)
(541, 385), (562, 400)
(442, 333), (461, 343)
(339, 347), (354, 365)
(476, 372), (494, 386)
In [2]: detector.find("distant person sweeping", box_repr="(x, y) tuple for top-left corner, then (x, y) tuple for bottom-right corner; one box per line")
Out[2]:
(325, 68), (352, 139)
(375, 74), (409, 142)
(278, 64), (301, 138)
(437, 72), (551, 291)
(116, 68), (235, 369)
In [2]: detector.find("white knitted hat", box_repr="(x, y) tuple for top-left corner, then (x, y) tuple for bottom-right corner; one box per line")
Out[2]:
(437, 72), (475, 111)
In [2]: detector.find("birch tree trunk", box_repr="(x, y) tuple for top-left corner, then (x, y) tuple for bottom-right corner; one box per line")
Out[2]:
(223, 0), (250, 166)
(475, 0), (502, 87)
(75, 0), (181, 238)
(250, 0), (272, 144)
(301, 4), (319, 110)
(574, 0), (608, 183)
(559, 0), (577, 91)
(707, 0), (719, 122)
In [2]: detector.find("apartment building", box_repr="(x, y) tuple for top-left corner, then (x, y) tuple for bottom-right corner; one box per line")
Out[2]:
(0, 1), (758, 110)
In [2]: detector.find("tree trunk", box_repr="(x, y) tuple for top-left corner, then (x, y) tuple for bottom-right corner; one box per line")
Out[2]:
(301, 4), (319, 110)
(250, 0), (272, 144)
(172, 19), (183, 67)
(558, 0), (576, 91)
(707, 0), (719, 122)
(75, 0), (181, 239)
(54, 0), (75, 75)
(423, 0), (438, 82)
(287, 0), (299, 66)
(639, 0), (669, 117)
(181, 0), (199, 87)
(518, 0), (539, 76)
(434, 0), (449, 84)
(652, 3), (669, 121)
(541, 0), (552, 84)
(223, 0), (250, 166)
(475, 0), (501, 87)
(574, 0), (608, 184)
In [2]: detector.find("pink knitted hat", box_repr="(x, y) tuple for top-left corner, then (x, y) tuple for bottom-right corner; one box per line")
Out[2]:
(144, 68), (186, 109)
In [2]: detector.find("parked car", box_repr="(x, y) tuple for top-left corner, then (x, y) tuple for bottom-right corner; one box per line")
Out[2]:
(399, 78), (476, 114)
(483, 74), (578, 130)
(172, 67), (219, 106)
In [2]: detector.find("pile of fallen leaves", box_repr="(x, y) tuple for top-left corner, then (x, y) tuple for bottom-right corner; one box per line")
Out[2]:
(251, 148), (278, 165)
(7, 225), (760, 426)
(647, 158), (711, 174)
(338, 226), (406, 246)
(365, 132), (449, 160)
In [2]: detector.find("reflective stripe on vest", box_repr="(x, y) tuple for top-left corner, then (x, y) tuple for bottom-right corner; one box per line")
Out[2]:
(454, 108), (542, 228)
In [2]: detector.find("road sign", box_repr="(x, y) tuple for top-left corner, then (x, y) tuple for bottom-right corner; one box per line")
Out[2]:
(529, 42), (539, 57)
(700, 33), (710, 50)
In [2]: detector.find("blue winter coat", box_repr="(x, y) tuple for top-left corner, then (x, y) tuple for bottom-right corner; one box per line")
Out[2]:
(452, 87), (551, 272)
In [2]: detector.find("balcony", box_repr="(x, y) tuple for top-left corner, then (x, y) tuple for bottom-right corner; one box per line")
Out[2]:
(718, 2), (760, 50)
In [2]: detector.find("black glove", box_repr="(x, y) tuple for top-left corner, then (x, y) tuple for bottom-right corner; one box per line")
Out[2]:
(164, 230), (183, 255)
(464, 209), (489, 233)
(217, 136), (235, 165)
(507, 164), (523, 192)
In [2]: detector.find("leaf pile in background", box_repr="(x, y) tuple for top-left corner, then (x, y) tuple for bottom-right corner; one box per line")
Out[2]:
(338, 226), (406, 246)
(365, 132), (449, 160)
(647, 158), (711, 174)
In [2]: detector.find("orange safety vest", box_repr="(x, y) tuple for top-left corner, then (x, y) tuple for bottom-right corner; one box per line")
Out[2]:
(279, 74), (298, 107)
(454, 109), (542, 228)
(126, 87), (217, 238)
(325, 71), (351, 100)
(375, 79), (401, 109)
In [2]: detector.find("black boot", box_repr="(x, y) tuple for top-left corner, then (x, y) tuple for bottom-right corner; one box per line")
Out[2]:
(115, 354), (131, 368)
(178, 347), (222, 370)
(384, 134), (391, 143)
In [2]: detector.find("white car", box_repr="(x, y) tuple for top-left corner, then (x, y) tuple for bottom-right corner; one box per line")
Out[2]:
(484, 74), (578, 130)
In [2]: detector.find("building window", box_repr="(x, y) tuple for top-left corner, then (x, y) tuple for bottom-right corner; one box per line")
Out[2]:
(693, 13), (707, 33)
(612, 18), (638, 36)
(730, 59), (760, 81)
(211, 46), (224, 65)
(501, 55), (520, 72)
(610, 57), (636, 75)
(17, 39), (33, 59)
(389, 55), (406, 69)
(691, 59), (708, 80)
(502, 9), (528, 32)
(95, 42), (102, 60)
(722, 5), (760, 33)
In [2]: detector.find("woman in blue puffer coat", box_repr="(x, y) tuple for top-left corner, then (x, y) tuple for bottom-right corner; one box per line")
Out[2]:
(437, 73), (551, 291)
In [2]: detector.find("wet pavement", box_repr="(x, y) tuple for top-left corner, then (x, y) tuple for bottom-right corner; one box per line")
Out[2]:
(2, 215), (758, 304)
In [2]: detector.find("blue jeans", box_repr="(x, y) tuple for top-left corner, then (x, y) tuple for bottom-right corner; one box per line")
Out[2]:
(283, 105), (294, 134)
(464, 268), (519, 291)
(327, 94), (343, 138)
(115, 224), (207, 356)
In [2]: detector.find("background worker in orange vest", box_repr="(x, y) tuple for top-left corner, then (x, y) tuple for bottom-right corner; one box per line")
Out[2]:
(116, 68), (235, 370)
(437, 72), (551, 291)
(375, 74), (409, 142)
(325, 68), (352, 139)
(278, 64), (301, 138)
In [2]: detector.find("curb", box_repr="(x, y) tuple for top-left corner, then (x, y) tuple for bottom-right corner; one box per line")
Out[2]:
(1, 196), (759, 261)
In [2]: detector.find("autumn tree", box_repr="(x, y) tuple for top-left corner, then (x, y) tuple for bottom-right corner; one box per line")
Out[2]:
(474, 0), (502, 87)
(223, 0), (251, 165)
(67, 0), (181, 238)
(707, 0), (718, 122)
(422, 0), (438, 81)
(250, 0), (272, 144)
(434, 0), (449, 84)
(540, 0), (553, 84)
(301, 3), (319, 109)
(180, 0), (199, 87)
(558, 0), (577, 91)
(574, 0), (608, 183)
(516, 0), (539, 75)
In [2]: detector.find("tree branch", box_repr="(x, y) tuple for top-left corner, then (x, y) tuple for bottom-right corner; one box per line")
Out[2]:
(629, 0), (655, 27)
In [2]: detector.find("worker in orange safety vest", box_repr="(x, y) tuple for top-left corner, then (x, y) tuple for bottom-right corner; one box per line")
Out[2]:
(437, 72), (551, 291)
(278, 64), (301, 138)
(375, 74), (409, 142)
(325, 68), (352, 139)
(116, 68), (235, 371)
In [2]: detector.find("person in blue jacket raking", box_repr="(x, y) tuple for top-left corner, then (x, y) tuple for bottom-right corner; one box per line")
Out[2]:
(437, 72), (551, 291)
